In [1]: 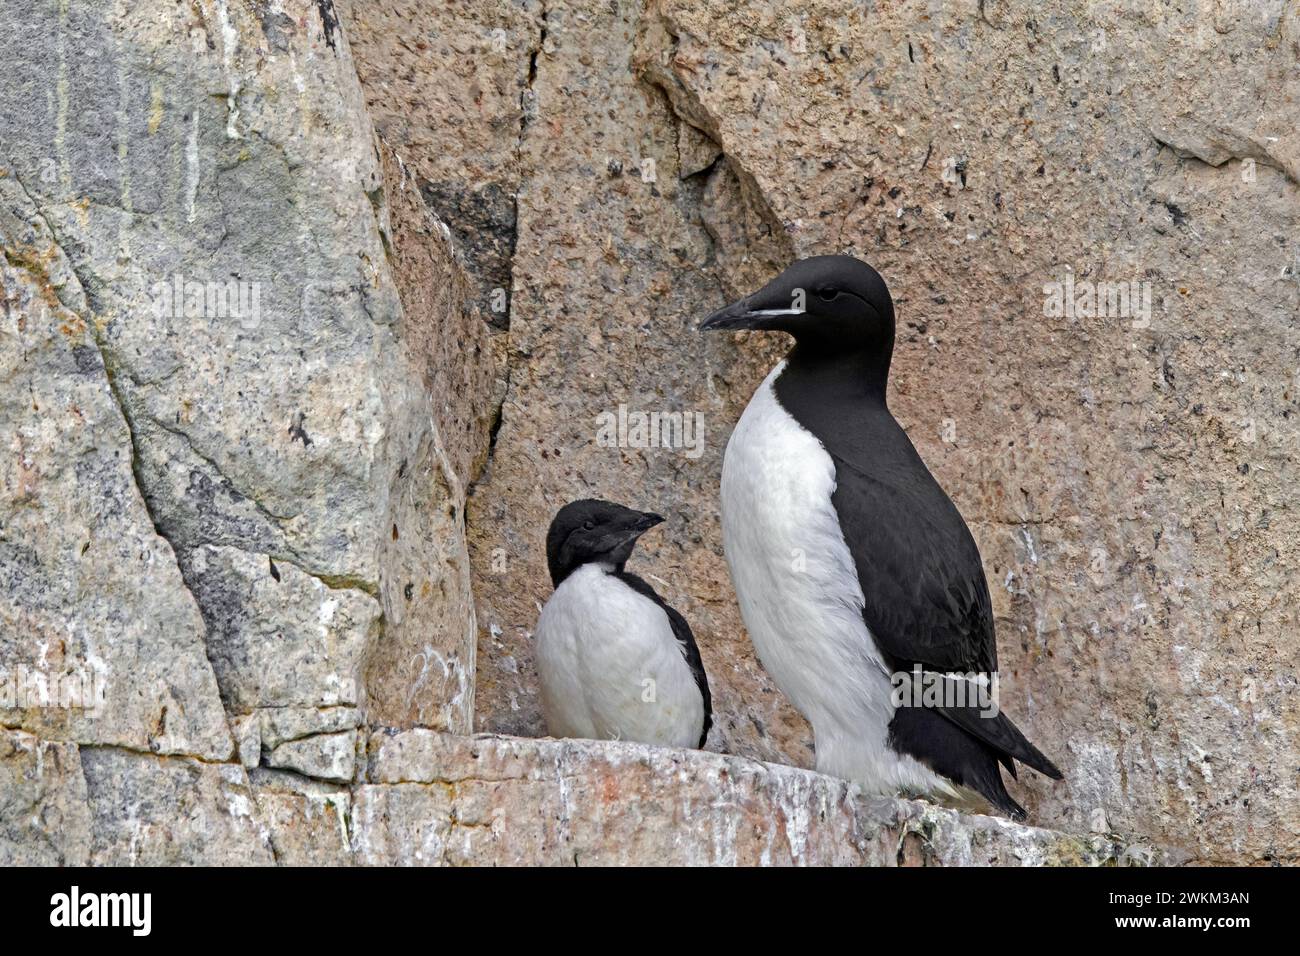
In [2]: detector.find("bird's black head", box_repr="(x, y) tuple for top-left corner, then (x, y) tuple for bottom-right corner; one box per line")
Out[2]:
(545, 498), (664, 586)
(699, 255), (896, 390)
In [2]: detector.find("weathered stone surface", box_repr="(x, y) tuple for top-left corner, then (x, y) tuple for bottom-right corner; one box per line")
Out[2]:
(232, 713), (261, 770)
(355, 731), (1168, 866)
(0, 0), (479, 741)
(364, 395), (479, 732)
(249, 767), (353, 866)
(342, 0), (545, 333)
(265, 729), (359, 784)
(371, 139), (500, 481)
(0, 730), (91, 866)
(342, 4), (520, 734)
(19, 0), (408, 583)
(341, 2), (537, 734)
(187, 545), (378, 714)
(79, 747), (275, 866)
(260, 705), (362, 749)
(0, 176), (233, 761)
(1, 0), (481, 861)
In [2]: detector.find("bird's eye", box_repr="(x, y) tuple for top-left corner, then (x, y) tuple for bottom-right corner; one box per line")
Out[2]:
(582, 520), (595, 531)
(817, 288), (838, 302)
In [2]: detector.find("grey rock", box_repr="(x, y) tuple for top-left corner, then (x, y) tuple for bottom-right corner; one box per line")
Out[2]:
(0, 176), (233, 761)
(0, 730), (91, 866)
(79, 746), (275, 866)
(259, 706), (362, 750)
(249, 767), (354, 866)
(232, 713), (261, 770)
(265, 729), (359, 784)
(185, 545), (378, 713)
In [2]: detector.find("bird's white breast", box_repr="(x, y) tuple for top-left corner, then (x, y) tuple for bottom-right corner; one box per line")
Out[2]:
(720, 362), (947, 796)
(534, 564), (704, 749)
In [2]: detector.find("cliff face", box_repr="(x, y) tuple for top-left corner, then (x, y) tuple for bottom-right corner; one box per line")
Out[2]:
(1, 0), (478, 863)
(0, 0), (1293, 865)
(348, 0), (1300, 865)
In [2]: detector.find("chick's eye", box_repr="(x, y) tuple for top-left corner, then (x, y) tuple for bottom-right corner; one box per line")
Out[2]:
(817, 288), (838, 302)
(582, 520), (595, 531)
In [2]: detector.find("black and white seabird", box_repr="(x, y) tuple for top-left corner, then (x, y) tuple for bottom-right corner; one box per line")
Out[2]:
(534, 499), (712, 749)
(701, 255), (1061, 818)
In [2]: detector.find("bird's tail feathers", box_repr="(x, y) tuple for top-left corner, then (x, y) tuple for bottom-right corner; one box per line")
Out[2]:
(888, 705), (1029, 819)
(971, 775), (1027, 821)
(934, 702), (1063, 780)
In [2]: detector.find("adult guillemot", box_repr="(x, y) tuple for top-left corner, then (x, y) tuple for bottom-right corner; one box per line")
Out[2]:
(701, 255), (1060, 817)
(534, 499), (711, 749)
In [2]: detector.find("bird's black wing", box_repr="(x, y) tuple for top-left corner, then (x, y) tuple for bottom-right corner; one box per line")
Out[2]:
(825, 448), (1062, 792)
(829, 452), (997, 675)
(765, 346), (1060, 817)
(614, 571), (712, 749)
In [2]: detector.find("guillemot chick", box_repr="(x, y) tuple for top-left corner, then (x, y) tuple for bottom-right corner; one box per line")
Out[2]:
(535, 499), (711, 750)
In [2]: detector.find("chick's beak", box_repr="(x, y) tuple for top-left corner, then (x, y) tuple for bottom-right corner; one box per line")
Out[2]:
(633, 512), (664, 534)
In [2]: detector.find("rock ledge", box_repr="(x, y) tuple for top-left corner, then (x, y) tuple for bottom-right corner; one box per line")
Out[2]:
(352, 731), (1169, 866)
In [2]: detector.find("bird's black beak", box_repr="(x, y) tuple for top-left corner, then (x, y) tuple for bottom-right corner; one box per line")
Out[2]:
(699, 297), (760, 332)
(607, 511), (663, 554)
(589, 511), (664, 563)
(630, 512), (664, 536)
(698, 293), (803, 332)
